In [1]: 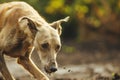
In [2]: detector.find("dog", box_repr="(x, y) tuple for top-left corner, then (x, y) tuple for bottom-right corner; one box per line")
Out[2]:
(0, 1), (69, 80)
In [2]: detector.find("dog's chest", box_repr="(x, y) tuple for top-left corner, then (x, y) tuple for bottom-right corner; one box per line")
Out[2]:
(0, 28), (31, 57)
(6, 40), (31, 57)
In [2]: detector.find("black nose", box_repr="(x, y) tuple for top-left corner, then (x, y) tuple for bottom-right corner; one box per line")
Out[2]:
(50, 67), (57, 72)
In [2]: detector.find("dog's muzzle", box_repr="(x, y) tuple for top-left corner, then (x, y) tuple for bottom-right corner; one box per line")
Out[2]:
(44, 61), (58, 73)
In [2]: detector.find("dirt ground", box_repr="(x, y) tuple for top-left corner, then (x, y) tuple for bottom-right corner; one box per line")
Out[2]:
(0, 42), (120, 80)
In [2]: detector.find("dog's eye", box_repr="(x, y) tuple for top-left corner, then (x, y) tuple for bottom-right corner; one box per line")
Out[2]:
(41, 43), (49, 49)
(55, 45), (61, 52)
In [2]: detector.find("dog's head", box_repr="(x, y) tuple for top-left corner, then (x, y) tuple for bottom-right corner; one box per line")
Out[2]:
(18, 16), (69, 74)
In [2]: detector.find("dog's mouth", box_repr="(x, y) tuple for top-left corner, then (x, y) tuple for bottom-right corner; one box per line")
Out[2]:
(44, 66), (57, 74)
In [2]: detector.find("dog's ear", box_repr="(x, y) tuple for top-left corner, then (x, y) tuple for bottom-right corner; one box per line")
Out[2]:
(50, 16), (70, 35)
(18, 17), (38, 37)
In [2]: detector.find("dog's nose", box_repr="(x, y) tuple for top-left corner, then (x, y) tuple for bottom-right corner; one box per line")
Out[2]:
(50, 67), (57, 72)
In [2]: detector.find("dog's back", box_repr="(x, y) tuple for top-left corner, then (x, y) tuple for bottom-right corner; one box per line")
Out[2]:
(0, 1), (46, 30)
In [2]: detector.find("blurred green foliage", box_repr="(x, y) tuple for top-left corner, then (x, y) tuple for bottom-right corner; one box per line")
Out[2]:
(1, 0), (120, 43)
(62, 45), (76, 53)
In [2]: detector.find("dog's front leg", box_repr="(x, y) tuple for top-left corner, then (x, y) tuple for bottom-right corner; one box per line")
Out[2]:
(0, 50), (15, 80)
(17, 47), (49, 80)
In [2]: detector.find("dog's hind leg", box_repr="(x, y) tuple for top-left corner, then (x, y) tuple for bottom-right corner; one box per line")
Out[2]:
(0, 50), (15, 80)
(17, 47), (49, 80)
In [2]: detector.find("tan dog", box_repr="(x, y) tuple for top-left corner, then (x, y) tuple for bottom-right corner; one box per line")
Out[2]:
(0, 1), (69, 80)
